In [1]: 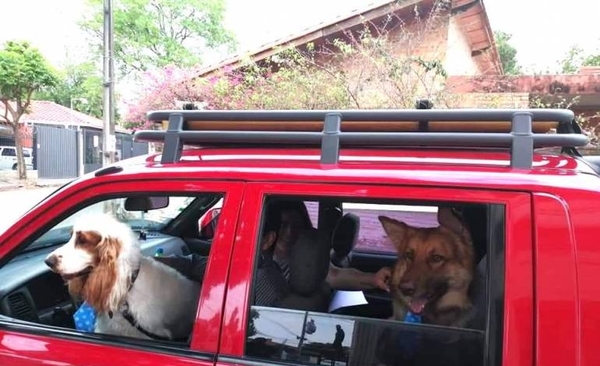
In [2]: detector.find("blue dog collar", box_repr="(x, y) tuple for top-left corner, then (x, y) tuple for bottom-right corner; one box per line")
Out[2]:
(403, 311), (422, 323)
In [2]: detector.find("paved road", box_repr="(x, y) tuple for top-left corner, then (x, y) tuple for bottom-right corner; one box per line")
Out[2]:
(0, 187), (57, 234)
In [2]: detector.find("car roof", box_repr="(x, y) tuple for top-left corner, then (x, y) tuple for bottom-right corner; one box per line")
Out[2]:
(80, 146), (598, 195)
(69, 106), (600, 195)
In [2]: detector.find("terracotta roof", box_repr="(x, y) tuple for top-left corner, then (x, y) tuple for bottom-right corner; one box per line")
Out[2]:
(195, 0), (501, 78)
(1, 100), (129, 134)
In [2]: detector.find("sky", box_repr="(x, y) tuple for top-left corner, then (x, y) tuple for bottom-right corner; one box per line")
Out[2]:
(0, 0), (599, 94)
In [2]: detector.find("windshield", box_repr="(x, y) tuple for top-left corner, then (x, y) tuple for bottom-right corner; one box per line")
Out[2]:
(26, 196), (196, 251)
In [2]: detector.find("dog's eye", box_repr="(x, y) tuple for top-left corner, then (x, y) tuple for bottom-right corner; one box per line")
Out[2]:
(403, 251), (414, 261)
(430, 254), (445, 263)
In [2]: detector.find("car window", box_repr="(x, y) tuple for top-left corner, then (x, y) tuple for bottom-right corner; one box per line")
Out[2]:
(1, 148), (15, 156)
(27, 195), (197, 251)
(342, 203), (439, 254)
(0, 191), (226, 351)
(243, 194), (504, 366)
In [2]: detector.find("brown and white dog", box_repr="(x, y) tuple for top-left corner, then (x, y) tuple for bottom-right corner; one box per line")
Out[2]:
(378, 207), (475, 328)
(44, 213), (200, 341)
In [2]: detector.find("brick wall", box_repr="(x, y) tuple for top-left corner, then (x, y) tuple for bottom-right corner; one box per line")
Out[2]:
(307, 9), (482, 108)
(449, 92), (531, 108)
(445, 17), (482, 76)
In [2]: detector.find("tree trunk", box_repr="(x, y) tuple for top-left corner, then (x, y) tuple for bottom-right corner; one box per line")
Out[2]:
(13, 125), (28, 180)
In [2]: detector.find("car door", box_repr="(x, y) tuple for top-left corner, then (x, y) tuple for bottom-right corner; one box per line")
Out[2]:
(217, 181), (533, 366)
(0, 178), (245, 366)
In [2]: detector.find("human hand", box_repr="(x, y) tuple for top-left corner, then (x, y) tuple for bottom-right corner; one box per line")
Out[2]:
(372, 267), (392, 292)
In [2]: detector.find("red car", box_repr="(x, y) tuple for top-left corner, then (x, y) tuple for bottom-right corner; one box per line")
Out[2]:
(0, 106), (598, 366)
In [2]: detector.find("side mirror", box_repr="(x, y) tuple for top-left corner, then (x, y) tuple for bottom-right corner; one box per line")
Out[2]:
(124, 196), (169, 212)
(199, 207), (221, 239)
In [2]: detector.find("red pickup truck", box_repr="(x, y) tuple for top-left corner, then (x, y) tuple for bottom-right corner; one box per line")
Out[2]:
(0, 106), (598, 366)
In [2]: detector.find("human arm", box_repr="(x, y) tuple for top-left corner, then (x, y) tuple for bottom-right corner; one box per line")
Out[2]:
(325, 263), (392, 292)
(154, 253), (207, 283)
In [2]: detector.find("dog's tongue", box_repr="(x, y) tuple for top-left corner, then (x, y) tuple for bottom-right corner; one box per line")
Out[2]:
(408, 298), (428, 314)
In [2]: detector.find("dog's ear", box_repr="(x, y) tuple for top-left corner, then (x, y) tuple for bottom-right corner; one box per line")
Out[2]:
(83, 234), (121, 313)
(97, 234), (121, 265)
(378, 216), (411, 252)
(437, 207), (472, 244)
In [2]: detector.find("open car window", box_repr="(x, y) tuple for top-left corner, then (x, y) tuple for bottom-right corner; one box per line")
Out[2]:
(242, 192), (507, 366)
(25, 196), (196, 251)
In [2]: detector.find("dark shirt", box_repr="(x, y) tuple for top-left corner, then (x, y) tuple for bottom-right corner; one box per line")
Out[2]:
(254, 253), (289, 307)
(154, 253), (208, 283)
(156, 252), (288, 307)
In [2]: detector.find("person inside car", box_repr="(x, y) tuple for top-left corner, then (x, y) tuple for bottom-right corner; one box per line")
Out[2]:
(268, 199), (392, 293)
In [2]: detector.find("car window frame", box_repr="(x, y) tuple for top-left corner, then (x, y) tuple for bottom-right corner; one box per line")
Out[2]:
(0, 178), (245, 359)
(219, 181), (533, 366)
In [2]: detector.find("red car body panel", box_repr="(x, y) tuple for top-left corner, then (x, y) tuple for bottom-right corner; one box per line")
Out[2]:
(0, 146), (598, 365)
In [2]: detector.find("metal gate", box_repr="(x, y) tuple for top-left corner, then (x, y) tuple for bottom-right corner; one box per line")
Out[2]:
(118, 135), (149, 161)
(36, 125), (78, 179)
(83, 129), (103, 174)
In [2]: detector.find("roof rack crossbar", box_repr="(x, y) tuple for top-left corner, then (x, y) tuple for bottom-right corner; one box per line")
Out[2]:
(145, 108), (576, 123)
(137, 130), (585, 146)
(133, 106), (589, 169)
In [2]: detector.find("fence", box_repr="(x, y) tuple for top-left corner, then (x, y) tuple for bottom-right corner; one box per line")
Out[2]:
(30, 125), (149, 179)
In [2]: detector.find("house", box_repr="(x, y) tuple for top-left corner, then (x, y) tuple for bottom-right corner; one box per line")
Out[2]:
(0, 101), (148, 178)
(446, 66), (600, 145)
(196, 0), (502, 79)
(0, 100), (129, 146)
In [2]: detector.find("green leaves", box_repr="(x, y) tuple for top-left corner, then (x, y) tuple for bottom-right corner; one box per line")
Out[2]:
(80, 0), (236, 75)
(0, 40), (59, 180)
(0, 41), (59, 103)
(34, 61), (105, 118)
(494, 31), (522, 75)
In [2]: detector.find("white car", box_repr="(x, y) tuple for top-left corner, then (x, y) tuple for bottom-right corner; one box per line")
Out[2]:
(0, 146), (34, 170)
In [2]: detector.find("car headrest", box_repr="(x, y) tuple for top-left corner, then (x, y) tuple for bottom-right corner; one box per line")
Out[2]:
(288, 228), (331, 296)
(331, 213), (360, 258)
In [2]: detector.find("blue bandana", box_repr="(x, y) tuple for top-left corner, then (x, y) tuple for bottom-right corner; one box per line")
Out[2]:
(73, 301), (97, 332)
(396, 311), (422, 358)
(403, 311), (422, 323)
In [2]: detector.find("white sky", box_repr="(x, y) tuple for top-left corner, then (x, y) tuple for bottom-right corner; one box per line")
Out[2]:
(0, 0), (599, 81)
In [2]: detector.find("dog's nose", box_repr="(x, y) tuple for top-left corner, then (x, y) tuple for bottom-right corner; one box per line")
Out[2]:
(44, 255), (58, 269)
(399, 281), (416, 296)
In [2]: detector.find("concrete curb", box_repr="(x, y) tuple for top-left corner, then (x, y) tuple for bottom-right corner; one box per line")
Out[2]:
(0, 182), (66, 192)
(0, 184), (22, 192)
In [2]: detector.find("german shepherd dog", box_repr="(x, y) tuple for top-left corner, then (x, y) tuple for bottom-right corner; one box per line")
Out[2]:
(378, 207), (475, 328)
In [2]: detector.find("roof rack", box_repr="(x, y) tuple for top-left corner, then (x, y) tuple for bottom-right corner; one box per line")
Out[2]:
(133, 101), (589, 169)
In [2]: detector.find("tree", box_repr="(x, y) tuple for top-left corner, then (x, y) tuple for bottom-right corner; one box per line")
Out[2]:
(494, 31), (522, 75)
(122, 0), (458, 131)
(559, 44), (600, 73)
(121, 64), (207, 129)
(0, 40), (59, 179)
(80, 0), (236, 75)
(34, 61), (105, 118)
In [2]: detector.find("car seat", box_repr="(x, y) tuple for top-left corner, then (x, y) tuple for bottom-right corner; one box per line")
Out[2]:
(276, 228), (332, 312)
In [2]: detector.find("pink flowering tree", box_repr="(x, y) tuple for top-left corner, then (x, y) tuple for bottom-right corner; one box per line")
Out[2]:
(122, 65), (211, 130)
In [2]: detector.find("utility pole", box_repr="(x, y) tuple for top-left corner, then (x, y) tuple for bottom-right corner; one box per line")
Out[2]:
(102, 0), (116, 166)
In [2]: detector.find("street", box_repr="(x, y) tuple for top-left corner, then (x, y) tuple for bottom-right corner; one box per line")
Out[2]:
(0, 187), (57, 234)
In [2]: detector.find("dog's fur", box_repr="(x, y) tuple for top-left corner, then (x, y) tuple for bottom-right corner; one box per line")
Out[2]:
(378, 207), (475, 328)
(44, 213), (200, 341)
